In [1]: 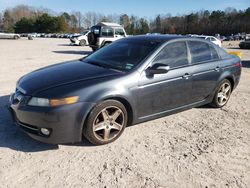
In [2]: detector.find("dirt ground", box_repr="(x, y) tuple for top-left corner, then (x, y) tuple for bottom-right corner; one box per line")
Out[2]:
(0, 38), (249, 188)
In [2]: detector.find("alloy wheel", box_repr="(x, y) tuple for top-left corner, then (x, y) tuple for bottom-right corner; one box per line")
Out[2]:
(217, 82), (231, 106)
(93, 106), (125, 141)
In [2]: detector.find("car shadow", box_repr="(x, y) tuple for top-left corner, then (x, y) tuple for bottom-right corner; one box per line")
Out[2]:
(227, 47), (250, 50)
(53, 50), (92, 55)
(195, 104), (212, 109)
(242, 60), (250, 68)
(226, 47), (241, 50)
(57, 44), (71, 46)
(0, 95), (59, 152)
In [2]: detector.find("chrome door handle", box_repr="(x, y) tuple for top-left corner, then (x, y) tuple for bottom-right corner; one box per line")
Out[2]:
(214, 67), (220, 72)
(182, 73), (191, 79)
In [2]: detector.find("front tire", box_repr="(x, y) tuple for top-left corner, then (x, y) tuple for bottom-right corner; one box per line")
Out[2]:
(83, 100), (128, 145)
(210, 79), (232, 108)
(79, 39), (86, 46)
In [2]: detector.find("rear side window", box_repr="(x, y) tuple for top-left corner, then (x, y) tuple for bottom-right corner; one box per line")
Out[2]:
(115, 28), (125, 36)
(153, 41), (188, 68)
(210, 37), (217, 42)
(101, 27), (114, 37)
(188, 41), (219, 64)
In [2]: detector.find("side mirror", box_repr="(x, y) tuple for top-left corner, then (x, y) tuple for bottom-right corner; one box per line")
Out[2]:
(146, 63), (170, 75)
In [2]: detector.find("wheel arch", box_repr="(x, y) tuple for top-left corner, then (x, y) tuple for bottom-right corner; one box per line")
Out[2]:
(80, 95), (134, 141)
(217, 70), (236, 90)
(225, 76), (235, 90)
(103, 96), (134, 127)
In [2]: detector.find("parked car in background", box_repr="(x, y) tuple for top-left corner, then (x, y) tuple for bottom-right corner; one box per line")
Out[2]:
(217, 36), (227, 43)
(224, 35), (234, 41)
(193, 35), (222, 47)
(70, 30), (90, 46)
(9, 35), (241, 145)
(233, 34), (240, 41)
(88, 22), (127, 51)
(0, 32), (20, 39)
(239, 38), (250, 49)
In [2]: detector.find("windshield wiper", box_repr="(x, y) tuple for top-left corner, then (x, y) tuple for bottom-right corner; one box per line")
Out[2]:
(85, 60), (125, 72)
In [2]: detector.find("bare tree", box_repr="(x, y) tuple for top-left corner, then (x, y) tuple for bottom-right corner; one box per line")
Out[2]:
(72, 11), (84, 30)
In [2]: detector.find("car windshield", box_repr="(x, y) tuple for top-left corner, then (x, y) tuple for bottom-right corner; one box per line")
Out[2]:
(81, 31), (89, 35)
(195, 36), (206, 40)
(83, 40), (160, 71)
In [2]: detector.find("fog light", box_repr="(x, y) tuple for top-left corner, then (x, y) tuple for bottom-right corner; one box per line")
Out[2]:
(40, 128), (50, 136)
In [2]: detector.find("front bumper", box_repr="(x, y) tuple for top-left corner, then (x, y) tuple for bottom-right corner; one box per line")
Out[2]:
(9, 93), (95, 144)
(70, 38), (79, 45)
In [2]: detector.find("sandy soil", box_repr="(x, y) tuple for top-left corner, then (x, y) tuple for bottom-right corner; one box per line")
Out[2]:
(0, 38), (249, 188)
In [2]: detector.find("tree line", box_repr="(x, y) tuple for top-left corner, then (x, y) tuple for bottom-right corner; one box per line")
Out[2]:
(0, 5), (249, 35)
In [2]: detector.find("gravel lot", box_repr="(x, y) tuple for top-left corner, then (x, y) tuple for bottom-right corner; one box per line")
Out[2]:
(0, 38), (250, 188)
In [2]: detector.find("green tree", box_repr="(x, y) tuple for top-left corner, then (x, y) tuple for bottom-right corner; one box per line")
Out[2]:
(34, 13), (68, 33)
(15, 17), (34, 33)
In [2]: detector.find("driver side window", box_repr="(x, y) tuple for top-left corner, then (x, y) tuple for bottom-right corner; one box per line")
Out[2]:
(153, 41), (188, 68)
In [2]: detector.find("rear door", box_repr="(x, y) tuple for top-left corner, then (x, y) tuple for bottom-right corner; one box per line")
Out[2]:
(187, 41), (221, 102)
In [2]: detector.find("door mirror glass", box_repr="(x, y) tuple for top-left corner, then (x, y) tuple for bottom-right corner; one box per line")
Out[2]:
(146, 63), (170, 75)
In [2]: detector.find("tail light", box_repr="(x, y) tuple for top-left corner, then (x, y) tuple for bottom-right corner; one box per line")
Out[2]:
(235, 62), (242, 67)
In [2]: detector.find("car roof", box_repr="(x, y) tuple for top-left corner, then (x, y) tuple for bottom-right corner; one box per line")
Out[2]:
(97, 22), (122, 27)
(123, 34), (187, 44)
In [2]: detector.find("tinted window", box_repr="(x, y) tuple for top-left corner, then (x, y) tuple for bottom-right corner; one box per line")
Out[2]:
(153, 41), (188, 68)
(188, 41), (219, 64)
(210, 37), (217, 41)
(101, 27), (114, 37)
(115, 28), (125, 36)
(84, 40), (160, 71)
(210, 45), (219, 60)
(90, 26), (101, 36)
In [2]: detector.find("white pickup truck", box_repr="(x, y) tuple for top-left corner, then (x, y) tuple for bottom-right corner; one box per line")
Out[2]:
(0, 32), (20, 39)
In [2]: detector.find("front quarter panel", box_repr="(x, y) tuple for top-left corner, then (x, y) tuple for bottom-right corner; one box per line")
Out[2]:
(35, 71), (140, 131)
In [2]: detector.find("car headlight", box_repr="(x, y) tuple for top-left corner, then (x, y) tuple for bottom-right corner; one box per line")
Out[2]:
(28, 96), (79, 107)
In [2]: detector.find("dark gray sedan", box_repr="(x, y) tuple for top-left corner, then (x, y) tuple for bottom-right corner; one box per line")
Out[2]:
(9, 35), (241, 145)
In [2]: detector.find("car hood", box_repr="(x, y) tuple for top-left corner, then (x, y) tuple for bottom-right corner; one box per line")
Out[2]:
(18, 60), (121, 95)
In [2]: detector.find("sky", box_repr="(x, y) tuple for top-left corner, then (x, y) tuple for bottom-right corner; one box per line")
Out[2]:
(0, 0), (249, 17)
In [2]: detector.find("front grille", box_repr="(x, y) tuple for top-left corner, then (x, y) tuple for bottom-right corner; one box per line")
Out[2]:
(12, 86), (27, 104)
(19, 121), (39, 135)
(18, 121), (51, 138)
(13, 90), (24, 104)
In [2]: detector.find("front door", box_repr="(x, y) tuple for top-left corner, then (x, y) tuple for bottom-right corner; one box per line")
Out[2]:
(137, 41), (193, 118)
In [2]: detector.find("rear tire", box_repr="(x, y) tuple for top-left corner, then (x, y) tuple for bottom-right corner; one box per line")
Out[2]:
(91, 47), (98, 51)
(83, 100), (128, 145)
(210, 79), (232, 108)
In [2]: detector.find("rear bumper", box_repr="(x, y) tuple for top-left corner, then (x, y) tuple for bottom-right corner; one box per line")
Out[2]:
(9, 94), (95, 144)
(233, 64), (242, 90)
